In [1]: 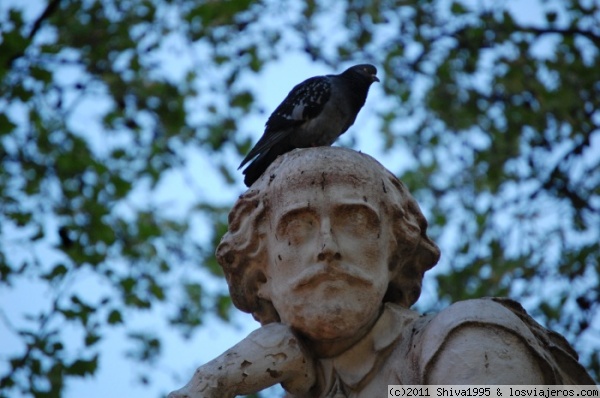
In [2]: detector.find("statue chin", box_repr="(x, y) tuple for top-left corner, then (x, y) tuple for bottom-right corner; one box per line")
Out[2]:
(274, 284), (384, 342)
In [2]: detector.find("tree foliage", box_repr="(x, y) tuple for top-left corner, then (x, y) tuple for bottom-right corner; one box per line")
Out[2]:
(0, 0), (598, 395)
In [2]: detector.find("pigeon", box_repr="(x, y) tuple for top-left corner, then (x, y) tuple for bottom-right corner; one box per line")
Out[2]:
(238, 64), (379, 186)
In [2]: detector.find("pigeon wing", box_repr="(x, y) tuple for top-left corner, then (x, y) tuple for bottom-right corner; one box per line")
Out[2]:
(238, 76), (331, 169)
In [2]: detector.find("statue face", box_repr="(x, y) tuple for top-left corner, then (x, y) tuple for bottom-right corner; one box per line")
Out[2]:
(259, 177), (392, 342)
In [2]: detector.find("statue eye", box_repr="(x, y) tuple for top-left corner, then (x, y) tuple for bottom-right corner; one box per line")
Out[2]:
(349, 209), (376, 228)
(277, 211), (318, 245)
(333, 204), (380, 235)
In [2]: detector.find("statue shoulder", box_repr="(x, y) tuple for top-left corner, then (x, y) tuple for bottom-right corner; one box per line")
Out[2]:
(413, 298), (594, 385)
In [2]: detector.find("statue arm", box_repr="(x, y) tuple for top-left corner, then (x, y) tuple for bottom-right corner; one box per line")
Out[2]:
(168, 323), (315, 398)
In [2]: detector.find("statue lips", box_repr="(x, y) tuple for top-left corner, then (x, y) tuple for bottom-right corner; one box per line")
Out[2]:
(290, 263), (373, 291)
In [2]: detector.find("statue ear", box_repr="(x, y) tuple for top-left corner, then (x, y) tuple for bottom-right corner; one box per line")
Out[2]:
(253, 274), (281, 325)
(256, 273), (271, 301)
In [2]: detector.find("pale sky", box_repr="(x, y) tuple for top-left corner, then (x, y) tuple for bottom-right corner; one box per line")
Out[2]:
(0, 1), (598, 397)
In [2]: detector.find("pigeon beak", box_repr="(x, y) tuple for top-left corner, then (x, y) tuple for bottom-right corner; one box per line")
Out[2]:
(371, 74), (380, 82)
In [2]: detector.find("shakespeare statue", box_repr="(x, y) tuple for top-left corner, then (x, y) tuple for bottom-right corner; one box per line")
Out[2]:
(169, 147), (594, 398)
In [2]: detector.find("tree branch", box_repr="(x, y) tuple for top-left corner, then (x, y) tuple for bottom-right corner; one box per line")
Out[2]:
(6, 0), (62, 68)
(29, 0), (62, 40)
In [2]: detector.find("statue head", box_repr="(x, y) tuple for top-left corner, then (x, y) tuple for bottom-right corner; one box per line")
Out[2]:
(216, 147), (440, 340)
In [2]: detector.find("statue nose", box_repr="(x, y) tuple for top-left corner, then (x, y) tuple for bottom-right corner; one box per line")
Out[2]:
(317, 224), (341, 262)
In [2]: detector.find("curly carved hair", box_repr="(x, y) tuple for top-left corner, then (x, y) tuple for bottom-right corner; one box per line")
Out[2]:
(216, 147), (440, 325)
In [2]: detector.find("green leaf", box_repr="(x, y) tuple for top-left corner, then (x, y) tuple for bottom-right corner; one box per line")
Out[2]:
(120, 277), (136, 294)
(230, 90), (254, 111)
(42, 264), (68, 281)
(546, 11), (557, 24)
(65, 356), (98, 376)
(0, 113), (16, 135)
(85, 332), (101, 346)
(107, 309), (123, 325)
(149, 281), (165, 301)
(215, 294), (232, 321)
(450, 2), (468, 15)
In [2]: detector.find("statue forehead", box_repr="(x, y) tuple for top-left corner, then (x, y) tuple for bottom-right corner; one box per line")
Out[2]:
(264, 149), (391, 216)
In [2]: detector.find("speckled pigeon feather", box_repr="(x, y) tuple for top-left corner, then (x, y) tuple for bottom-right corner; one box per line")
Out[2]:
(239, 64), (379, 187)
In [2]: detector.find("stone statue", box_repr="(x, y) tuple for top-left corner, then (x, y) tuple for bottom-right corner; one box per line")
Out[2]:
(169, 147), (594, 398)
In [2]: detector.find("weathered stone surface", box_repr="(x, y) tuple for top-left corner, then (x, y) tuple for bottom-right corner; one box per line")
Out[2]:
(169, 147), (594, 398)
(168, 323), (314, 398)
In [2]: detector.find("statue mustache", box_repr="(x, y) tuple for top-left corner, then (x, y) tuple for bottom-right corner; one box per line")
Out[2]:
(290, 263), (373, 290)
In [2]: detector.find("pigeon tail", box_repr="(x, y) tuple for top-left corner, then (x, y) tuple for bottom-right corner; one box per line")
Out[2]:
(242, 149), (280, 186)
